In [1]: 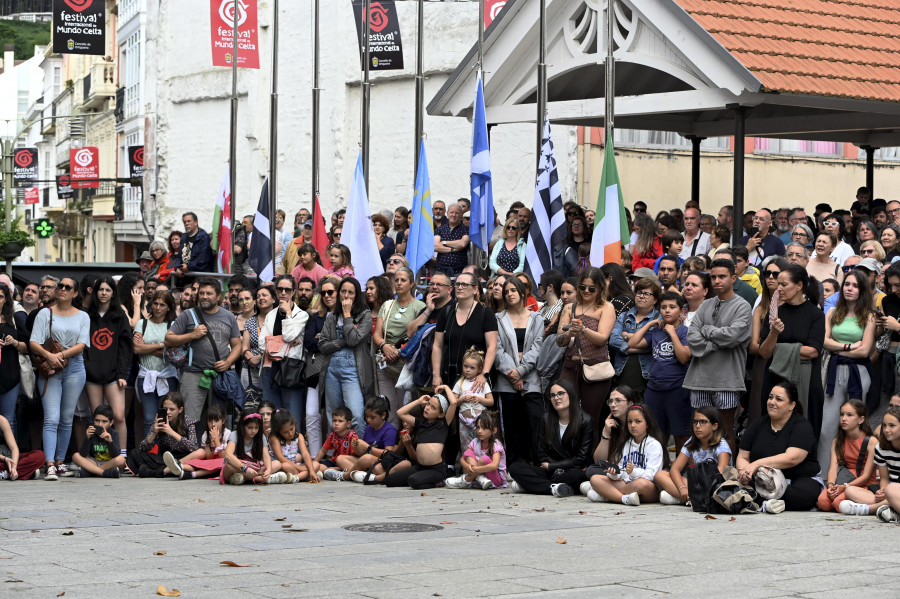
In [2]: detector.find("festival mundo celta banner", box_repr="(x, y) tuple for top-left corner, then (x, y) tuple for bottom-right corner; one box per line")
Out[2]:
(57, 174), (75, 199)
(210, 0), (260, 69)
(52, 0), (106, 56)
(352, 0), (404, 71)
(13, 148), (38, 188)
(70, 146), (100, 189)
(128, 146), (145, 179)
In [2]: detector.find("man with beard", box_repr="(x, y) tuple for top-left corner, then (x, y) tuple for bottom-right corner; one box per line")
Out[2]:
(25, 275), (59, 334)
(226, 275), (251, 316)
(657, 255), (681, 293)
(404, 271), (453, 338)
(296, 277), (315, 310)
(165, 277), (242, 420)
(21, 282), (40, 315)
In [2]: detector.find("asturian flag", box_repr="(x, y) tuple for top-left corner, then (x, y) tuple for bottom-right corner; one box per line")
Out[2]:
(524, 115), (566, 282)
(589, 132), (629, 266)
(248, 178), (274, 282)
(469, 72), (494, 251)
(211, 170), (232, 273)
(407, 139), (435, 276)
(343, 152), (384, 284)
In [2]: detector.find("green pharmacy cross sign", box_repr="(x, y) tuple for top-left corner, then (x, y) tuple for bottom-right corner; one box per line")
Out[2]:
(34, 219), (55, 238)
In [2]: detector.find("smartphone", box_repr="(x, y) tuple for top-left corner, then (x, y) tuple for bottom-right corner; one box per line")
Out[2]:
(157, 408), (168, 422)
(747, 226), (760, 238)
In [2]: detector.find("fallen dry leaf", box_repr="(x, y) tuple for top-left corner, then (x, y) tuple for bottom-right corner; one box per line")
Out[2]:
(156, 586), (181, 597)
(252, 488), (260, 492)
(439, 521), (454, 525)
(705, 515), (718, 520)
(57, 593), (65, 597)
(420, 492), (428, 496)
(153, 551), (166, 556)
(729, 517), (736, 522)
(475, 529), (481, 532)
(282, 524), (292, 528)
(556, 537), (567, 544)
(5, 579), (23, 583)
(61, 531), (74, 536)
(578, 510), (587, 514)
(615, 511), (625, 515)
(273, 517), (286, 521)
(533, 507), (546, 512)
(294, 509), (302, 511)
(283, 528), (308, 533)
(220, 561), (254, 568)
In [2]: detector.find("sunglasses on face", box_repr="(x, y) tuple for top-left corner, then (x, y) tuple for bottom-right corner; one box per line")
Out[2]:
(823, 221), (839, 227)
(861, 249), (876, 255)
(764, 270), (780, 278)
(841, 265), (855, 273)
(58, 284), (75, 292)
(39, 285), (56, 291)
(506, 226), (518, 231)
(579, 284), (596, 293)
(277, 287), (294, 293)
(322, 289), (336, 296)
(388, 258), (403, 264)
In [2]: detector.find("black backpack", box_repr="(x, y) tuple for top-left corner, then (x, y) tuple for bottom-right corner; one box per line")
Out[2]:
(686, 459), (725, 513)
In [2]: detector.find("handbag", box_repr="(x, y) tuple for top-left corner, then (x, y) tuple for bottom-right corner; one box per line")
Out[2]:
(836, 434), (871, 484)
(573, 305), (613, 382)
(273, 356), (305, 389)
(31, 310), (69, 395)
(243, 367), (263, 412)
(686, 459), (725, 513)
(165, 310), (198, 368)
(302, 352), (327, 382)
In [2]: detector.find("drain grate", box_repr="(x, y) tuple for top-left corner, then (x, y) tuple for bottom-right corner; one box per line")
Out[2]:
(343, 522), (444, 533)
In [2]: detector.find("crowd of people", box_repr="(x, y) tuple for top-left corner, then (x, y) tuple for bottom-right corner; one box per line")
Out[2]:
(3, 187), (900, 523)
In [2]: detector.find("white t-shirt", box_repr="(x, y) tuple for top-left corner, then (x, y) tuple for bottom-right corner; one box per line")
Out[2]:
(453, 378), (492, 415)
(228, 429), (269, 458)
(680, 231), (711, 259)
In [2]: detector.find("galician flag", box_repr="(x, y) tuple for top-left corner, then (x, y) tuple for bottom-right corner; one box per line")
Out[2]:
(211, 170), (233, 273)
(589, 133), (628, 266)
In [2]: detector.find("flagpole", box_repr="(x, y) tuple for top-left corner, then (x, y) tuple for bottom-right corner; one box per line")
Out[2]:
(229, 0), (239, 252)
(536, 0), (547, 171)
(605, 0), (615, 140)
(311, 0), (321, 205)
(361, 0), (372, 192)
(477, 0), (484, 70)
(268, 0), (279, 274)
(414, 0), (424, 180)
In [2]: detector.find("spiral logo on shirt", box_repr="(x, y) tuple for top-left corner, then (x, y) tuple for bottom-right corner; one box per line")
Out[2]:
(73, 148), (94, 167)
(92, 327), (113, 351)
(366, 2), (390, 32)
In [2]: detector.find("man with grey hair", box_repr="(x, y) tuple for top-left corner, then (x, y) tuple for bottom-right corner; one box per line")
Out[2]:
(785, 242), (809, 267)
(780, 207), (808, 244)
(680, 207), (710, 258)
(434, 203), (469, 277)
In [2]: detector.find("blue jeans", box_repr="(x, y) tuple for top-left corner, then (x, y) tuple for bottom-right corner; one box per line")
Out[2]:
(136, 377), (180, 437)
(324, 350), (365, 432)
(0, 383), (20, 435)
(41, 361), (86, 463)
(261, 367), (305, 419)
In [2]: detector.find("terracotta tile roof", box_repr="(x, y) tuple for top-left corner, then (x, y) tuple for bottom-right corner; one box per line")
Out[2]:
(675, 0), (900, 102)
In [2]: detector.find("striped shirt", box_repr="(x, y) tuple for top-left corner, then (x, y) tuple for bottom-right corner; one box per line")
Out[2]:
(874, 443), (900, 483)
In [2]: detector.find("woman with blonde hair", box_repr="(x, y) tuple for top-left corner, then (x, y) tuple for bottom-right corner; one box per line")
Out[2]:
(489, 217), (526, 276)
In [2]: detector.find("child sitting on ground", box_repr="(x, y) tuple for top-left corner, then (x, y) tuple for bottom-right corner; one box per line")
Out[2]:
(383, 388), (459, 489)
(73, 405), (127, 478)
(315, 406), (359, 481)
(222, 409), (286, 485)
(341, 396), (399, 483)
(0, 415), (45, 480)
(445, 411), (507, 489)
(164, 404), (231, 480)
(269, 409), (319, 483)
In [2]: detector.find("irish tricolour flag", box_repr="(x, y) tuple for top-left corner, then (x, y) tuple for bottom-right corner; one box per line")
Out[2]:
(589, 133), (629, 266)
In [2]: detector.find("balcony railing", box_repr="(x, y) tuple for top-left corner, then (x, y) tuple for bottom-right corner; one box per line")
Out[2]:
(115, 86), (125, 124)
(80, 61), (116, 110)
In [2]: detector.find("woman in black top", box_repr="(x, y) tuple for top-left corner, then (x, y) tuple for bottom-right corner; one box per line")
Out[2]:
(878, 264), (900, 400)
(431, 271), (498, 391)
(508, 379), (592, 497)
(599, 263), (635, 317)
(755, 265), (825, 432)
(0, 284), (28, 433)
(737, 380), (821, 512)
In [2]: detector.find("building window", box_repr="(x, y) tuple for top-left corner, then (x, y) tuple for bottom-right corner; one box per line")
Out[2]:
(613, 129), (730, 151)
(754, 138), (842, 158)
(124, 32), (142, 120)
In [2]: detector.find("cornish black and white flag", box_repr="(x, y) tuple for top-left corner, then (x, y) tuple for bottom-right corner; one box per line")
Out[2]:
(524, 115), (566, 282)
(249, 178), (274, 281)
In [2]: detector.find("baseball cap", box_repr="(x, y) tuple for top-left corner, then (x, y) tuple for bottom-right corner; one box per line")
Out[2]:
(856, 257), (882, 275)
(630, 267), (657, 280)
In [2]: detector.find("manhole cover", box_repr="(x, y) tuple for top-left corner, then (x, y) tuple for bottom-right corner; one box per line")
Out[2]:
(343, 522), (444, 533)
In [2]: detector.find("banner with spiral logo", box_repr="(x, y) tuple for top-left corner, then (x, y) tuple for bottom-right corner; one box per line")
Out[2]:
(13, 148), (38, 188)
(128, 146), (145, 179)
(352, 0), (404, 71)
(210, 0), (260, 69)
(52, 0), (106, 56)
(69, 146), (100, 189)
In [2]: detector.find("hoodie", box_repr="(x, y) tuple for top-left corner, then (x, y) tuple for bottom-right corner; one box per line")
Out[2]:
(84, 310), (133, 384)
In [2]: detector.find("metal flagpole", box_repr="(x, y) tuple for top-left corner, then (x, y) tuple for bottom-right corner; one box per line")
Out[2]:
(537, 0), (547, 170)
(312, 0), (321, 205)
(361, 0), (372, 191)
(605, 0), (615, 140)
(414, 0), (424, 179)
(472, 0), (488, 275)
(229, 0), (239, 250)
(268, 0), (279, 272)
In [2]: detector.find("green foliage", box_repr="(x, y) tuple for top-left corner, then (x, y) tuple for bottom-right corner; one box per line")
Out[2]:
(0, 215), (35, 248)
(0, 19), (51, 61)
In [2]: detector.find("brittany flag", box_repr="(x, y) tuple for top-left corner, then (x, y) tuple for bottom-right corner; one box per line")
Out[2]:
(589, 132), (629, 266)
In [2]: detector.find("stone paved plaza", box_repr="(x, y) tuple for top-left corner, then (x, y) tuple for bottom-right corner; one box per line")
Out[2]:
(1, 477), (898, 598)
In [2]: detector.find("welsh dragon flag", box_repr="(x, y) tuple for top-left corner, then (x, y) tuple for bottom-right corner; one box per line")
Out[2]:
(589, 133), (629, 266)
(211, 170), (233, 273)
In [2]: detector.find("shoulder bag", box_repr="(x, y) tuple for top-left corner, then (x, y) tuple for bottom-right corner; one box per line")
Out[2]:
(31, 310), (69, 395)
(575, 304), (614, 382)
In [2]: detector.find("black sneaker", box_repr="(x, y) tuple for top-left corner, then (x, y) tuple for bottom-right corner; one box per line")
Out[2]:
(550, 483), (574, 498)
(138, 464), (151, 478)
(78, 469), (95, 478)
(179, 470), (193, 480)
(102, 468), (120, 479)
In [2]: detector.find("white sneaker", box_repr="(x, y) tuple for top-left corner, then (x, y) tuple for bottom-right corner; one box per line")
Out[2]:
(839, 500), (870, 516)
(621, 491), (640, 506)
(268, 472), (288, 484)
(550, 483), (574, 498)
(162, 452), (184, 478)
(444, 475), (473, 489)
(323, 469), (344, 481)
(762, 499), (785, 514)
(228, 473), (245, 486)
(660, 490), (684, 505)
(475, 474), (493, 490)
(509, 480), (524, 493)
(579, 481), (593, 496)
(586, 489), (608, 503)
(877, 505), (900, 523)
(350, 470), (368, 483)
(44, 465), (58, 481)
(287, 473), (300, 484)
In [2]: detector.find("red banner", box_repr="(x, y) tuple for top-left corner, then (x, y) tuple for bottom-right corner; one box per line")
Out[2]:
(210, 0), (260, 69)
(485, 0), (507, 27)
(24, 188), (39, 205)
(70, 146), (100, 188)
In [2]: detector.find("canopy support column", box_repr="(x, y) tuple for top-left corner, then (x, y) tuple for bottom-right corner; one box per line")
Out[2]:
(731, 106), (746, 248)
(687, 135), (705, 208)
(862, 145), (877, 199)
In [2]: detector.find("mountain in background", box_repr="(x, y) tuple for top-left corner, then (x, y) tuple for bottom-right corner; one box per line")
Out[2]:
(0, 19), (50, 61)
